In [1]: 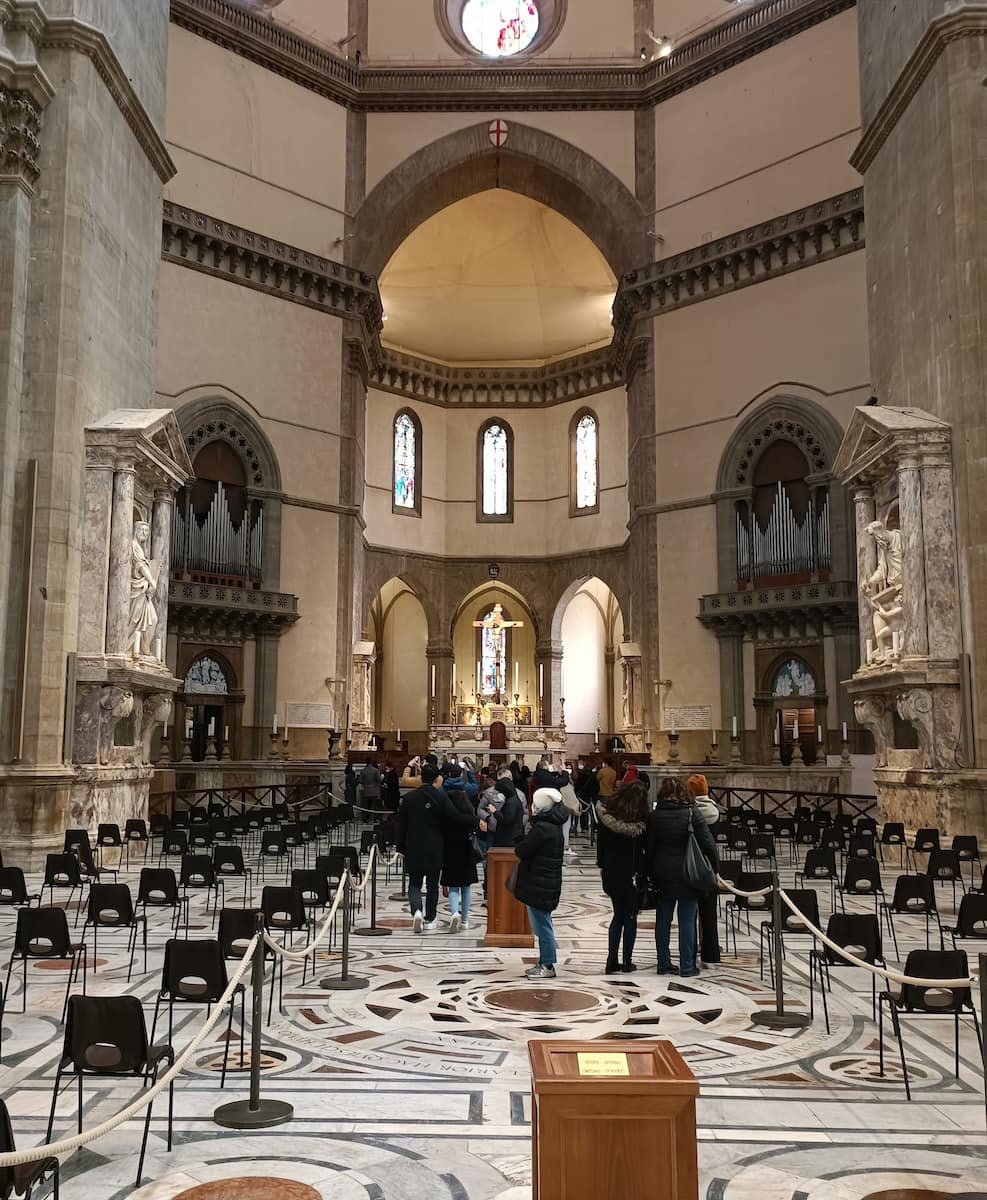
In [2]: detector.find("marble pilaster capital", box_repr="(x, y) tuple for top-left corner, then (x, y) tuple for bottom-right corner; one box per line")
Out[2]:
(534, 640), (564, 661)
(851, 483), (874, 503)
(0, 81), (43, 191)
(152, 485), (174, 502)
(425, 640), (453, 660)
(113, 456), (137, 475)
(85, 446), (116, 470)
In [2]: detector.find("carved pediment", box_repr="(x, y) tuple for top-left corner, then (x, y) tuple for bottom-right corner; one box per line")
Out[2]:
(833, 406), (951, 484)
(85, 409), (194, 485)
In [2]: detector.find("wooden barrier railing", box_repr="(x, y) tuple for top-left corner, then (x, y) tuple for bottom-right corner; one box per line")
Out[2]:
(709, 786), (878, 819)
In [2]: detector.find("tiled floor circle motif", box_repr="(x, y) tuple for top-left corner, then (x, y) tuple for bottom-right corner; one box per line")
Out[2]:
(174, 1179), (320, 1200)
(485, 986), (600, 1014)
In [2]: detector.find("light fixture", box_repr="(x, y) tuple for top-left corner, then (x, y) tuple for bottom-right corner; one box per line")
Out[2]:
(658, 36), (674, 58)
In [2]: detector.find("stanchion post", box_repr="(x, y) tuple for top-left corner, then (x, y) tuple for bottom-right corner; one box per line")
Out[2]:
(214, 915), (294, 1128)
(980, 953), (986, 1137)
(752, 874), (810, 1030)
(321, 874), (368, 990)
(353, 848), (392, 938)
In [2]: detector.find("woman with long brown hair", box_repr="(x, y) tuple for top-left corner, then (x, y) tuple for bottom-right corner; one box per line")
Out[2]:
(595, 780), (650, 974)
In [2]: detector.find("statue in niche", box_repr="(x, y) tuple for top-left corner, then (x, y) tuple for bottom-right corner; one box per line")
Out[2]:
(128, 520), (160, 657)
(862, 519), (905, 663)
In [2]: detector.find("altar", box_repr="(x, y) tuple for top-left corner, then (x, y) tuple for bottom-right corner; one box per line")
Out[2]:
(429, 724), (568, 759)
(454, 702), (534, 727)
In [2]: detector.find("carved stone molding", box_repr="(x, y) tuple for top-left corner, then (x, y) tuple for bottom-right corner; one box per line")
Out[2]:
(852, 6), (987, 174)
(168, 578), (300, 641)
(170, 0), (854, 113)
(698, 579), (858, 636)
(0, 84), (41, 188)
(614, 189), (864, 335)
(371, 344), (623, 408)
(161, 201), (384, 354)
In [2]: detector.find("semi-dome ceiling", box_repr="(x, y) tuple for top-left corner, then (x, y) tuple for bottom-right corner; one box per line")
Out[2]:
(378, 190), (617, 367)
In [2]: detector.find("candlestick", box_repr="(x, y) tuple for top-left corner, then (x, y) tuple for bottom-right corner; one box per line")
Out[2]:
(842, 721), (848, 741)
(154, 637), (162, 661)
(731, 716), (738, 738)
(430, 665), (436, 697)
(538, 663), (544, 698)
(208, 717), (215, 737)
(396, 727), (401, 744)
(865, 638), (874, 664)
(514, 660), (519, 693)
(133, 631), (141, 658)
(667, 729), (680, 763)
(272, 713), (278, 736)
(269, 731), (280, 760)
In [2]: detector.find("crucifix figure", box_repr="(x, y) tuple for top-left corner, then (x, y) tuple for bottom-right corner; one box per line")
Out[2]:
(473, 604), (523, 702)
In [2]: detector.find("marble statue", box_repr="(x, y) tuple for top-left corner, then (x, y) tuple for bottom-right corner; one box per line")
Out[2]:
(128, 521), (160, 657)
(862, 519), (905, 662)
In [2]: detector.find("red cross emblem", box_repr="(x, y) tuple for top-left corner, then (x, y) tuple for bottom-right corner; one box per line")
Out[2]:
(488, 119), (509, 148)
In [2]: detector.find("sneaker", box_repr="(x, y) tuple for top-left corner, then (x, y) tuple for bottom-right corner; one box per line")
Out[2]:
(525, 964), (557, 979)
(448, 913), (461, 933)
(412, 910), (423, 933)
(423, 920), (437, 931)
(460, 921), (470, 930)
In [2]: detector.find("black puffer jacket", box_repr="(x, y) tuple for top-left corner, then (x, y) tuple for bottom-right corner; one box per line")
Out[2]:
(595, 802), (647, 906)
(646, 799), (719, 900)
(512, 802), (567, 911)
(397, 785), (462, 873)
(491, 778), (525, 847)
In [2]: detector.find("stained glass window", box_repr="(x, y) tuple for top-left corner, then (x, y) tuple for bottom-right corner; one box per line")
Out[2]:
(393, 411), (417, 511)
(771, 658), (816, 698)
(481, 610), (506, 694)
(184, 657), (229, 695)
(462, 0), (539, 57)
(482, 423), (510, 517)
(575, 412), (598, 510)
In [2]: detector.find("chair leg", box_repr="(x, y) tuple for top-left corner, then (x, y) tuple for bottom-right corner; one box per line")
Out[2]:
(46, 1066), (63, 1142)
(889, 1004), (910, 1100)
(220, 996), (235, 1089)
(137, 1074), (156, 1186)
(76, 1071), (83, 1134)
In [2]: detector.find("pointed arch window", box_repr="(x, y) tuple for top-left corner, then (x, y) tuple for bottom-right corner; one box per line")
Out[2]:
(478, 420), (513, 522)
(570, 409), (599, 515)
(392, 408), (422, 516)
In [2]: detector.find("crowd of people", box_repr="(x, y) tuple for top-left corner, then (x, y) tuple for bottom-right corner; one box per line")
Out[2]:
(364, 752), (724, 982)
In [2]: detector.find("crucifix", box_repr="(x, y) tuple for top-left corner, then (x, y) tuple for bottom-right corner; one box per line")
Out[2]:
(473, 604), (523, 703)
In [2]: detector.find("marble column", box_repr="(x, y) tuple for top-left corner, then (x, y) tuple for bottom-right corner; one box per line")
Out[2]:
(897, 454), (928, 658)
(150, 488), (172, 662)
(920, 450), (962, 662)
(76, 449), (115, 655)
(106, 460), (136, 654)
(426, 640), (453, 724)
(535, 640), (563, 725)
(852, 485), (877, 665)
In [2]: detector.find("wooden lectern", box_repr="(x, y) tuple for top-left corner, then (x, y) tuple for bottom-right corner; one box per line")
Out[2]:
(528, 1039), (699, 1200)
(483, 847), (534, 948)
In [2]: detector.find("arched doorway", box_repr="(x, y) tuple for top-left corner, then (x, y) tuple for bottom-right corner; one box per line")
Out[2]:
(367, 578), (429, 748)
(178, 652), (242, 761)
(555, 577), (624, 738)
(764, 654), (826, 766)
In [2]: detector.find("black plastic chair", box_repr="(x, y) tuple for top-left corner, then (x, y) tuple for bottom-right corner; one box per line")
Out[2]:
(926, 848), (964, 911)
(855, 816), (878, 837)
(213, 846), (252, 907)
(135, 868), (188, 932)
(724, 871), (773, 955)
(83, 884), (147, 980)
(846, 832), (877, 861)
(0, 868), (38, 913)
(188, 824), (213, 853)
(946, 892), (987, 948)
(282, 823), (309, 869)
(744, 834), (776, 872)
(809, 911), (884, 1031)
(46, 995), (174, 1185)
(879, 949), (982, 1100)
(41, 855), (87, 927)
(290, 869), (332, 937)
(879, 821), (906, 868)
(907, 827), (941, 871)
(171, 810), (190, 831)
(179, 855), (224, 930)
(158, 828), (188, 867)
(795, 846), (837, 910)
(72, 838), (114, 887)
(62, 830), (90, 856)
(881, 873), (944, 958)
(261, 886), (312, 1015)
(95, 824), (123, 870)
(0, 1095), (59, 1199)
(951, 834), (983, 891)
(725, 828), (752, 860)
(151, 938), (244, 1089)
(1, 907), (87, 1027)
(759, 888), (820, 983)
(123, 819), (149, 867)
(259, 831), (289, 879)
(836, 857), (885, 915)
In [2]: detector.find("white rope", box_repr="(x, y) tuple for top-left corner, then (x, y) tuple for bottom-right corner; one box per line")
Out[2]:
(261, 871), (348, 963)
(716, 874), (774, 899)
(775, 887), (978, 989)
(0, 933), (259, 1168)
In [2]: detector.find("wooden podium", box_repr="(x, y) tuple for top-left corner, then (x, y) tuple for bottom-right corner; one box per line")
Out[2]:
(483, 847), (534, 948)
(528, 1039), (699, 1200)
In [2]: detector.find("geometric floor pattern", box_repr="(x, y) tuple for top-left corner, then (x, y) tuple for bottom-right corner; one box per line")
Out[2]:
(1, 822), (985, 1199)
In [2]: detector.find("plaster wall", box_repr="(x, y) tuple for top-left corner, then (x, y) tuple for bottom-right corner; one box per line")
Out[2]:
(654, 10), (861, 254)
(560, 591), (606, 733)
(164, 25), (349, 255)
(363, 388), (629, 557)
(379, 590), (430, 732)
(366, 111), (637, 197)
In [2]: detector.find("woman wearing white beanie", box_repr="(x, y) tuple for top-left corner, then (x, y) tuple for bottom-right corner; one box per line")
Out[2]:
(512, 788), (567, 979)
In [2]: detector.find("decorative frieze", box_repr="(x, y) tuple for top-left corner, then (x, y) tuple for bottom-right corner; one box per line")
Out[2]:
(170, 0), (854, 113)
(168, 578), (300, 641)
(161, 201), (384, 343)
(698, 579), (858, 635)
(614, 189), (864, 335)
(371, 345), (623, 408)
(0, 84), (41, 187)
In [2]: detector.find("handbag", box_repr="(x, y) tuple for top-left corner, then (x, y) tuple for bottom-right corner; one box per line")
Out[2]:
(634, 872), (658, 911)
(682, 809), (716, 893)
(469, 831), (485, 864)
(505, 862), (519, 895)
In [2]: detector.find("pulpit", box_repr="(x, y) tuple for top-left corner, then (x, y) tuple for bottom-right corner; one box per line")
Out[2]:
(483, 847), (534, 948)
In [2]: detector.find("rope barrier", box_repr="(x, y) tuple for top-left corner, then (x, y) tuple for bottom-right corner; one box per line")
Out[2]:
(0, 933), (259, 1168)
(261, 872), (348, 964)
(716, 874), (775, 899)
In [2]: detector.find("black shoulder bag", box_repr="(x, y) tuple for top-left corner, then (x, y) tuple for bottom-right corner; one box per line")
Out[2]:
(681, 808), (716, 893)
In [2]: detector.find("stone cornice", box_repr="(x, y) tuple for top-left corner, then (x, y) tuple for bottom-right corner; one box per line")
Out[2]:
(371, 345), (623, 408)
(4, 2), (176, 182)
(613, 188), (864, 336)
(0, 82), (42, 191)
(161, 200), (384, 358)
(170, 0), (854, 113)
(698, 579), (858, 633)
(851, 5), (987, 174)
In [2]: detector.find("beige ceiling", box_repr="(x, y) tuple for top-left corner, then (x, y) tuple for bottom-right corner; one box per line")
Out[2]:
(378, 190), (617, 366)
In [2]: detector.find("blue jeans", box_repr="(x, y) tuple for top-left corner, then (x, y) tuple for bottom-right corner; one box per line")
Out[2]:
(527, 906), (557, 967)
(449, 885), (471, 923)
(656, 898), (698, 972)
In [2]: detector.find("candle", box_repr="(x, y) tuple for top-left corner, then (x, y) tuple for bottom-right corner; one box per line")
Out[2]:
(539, 664), (544, 698)
(224, 725), (230, 741)
(397, 727), (401, 743)
(208, 718), (215, 737)
(133, 631), (141, 658)
(865, 638), (874, 663)
(476, 660), (481, 694)
(793, 717), (799, 740)
(731, 716), (738, 738)
(514, 660), (519, 692)
(773, 725), (779, 746)
(185, 718), (192, 739)
(670, 719), (676, 736)
(155, 637), (162, 660)
(842, 721), (848, 741)
(817, 724), (823, 743)
(430, 664), (436, 697)
(712, 729), (718, 746)
(164, 724), (169, 738)
(452, 663), (456, 692)
(892, 630), (900, 655)
(272, 713), (278, 735)
(645, 728), (650, 744)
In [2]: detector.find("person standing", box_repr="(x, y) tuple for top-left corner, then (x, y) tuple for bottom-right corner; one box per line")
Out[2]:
(397, 764), (465, 932)
(646, 777), (718, 977)
(596, 757), (617, 801)
(441, 786), (480, 932)
(512, 788), (567, 979)
(596, 780), (649, 974)
(574, 760), (599, 832)
(384, 763), (400, 812)
(344, 762), (357, 808)
(687, 773), (724, 966)
(360, 759), (381, 810)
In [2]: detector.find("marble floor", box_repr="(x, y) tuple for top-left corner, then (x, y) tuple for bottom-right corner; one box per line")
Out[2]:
(1, 823), (986, 1200)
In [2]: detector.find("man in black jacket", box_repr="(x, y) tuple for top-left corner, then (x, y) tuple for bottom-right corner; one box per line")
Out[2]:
(396, 765), (471, 932)
(533, 757), (570, 792)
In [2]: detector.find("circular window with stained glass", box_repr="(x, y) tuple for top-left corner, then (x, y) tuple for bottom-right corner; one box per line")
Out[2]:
(462, 0), (540, 57)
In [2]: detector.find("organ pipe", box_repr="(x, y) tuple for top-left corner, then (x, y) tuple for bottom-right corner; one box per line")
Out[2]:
(736, 484), (831, 582)
(170, 481), (264, 580)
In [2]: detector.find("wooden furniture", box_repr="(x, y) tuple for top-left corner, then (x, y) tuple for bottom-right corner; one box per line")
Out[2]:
(528, 1039), (699, 1200)
(483, 847), (534, 948)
